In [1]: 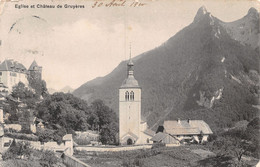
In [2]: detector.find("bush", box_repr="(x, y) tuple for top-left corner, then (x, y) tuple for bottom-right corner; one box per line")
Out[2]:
(2, 140), (32, 160)
(208, 134), (217, 142)
(40, 150), (58, 167)
(4, 128), (19, 133)
(152, 142), (165, 149)
(134, 158), (144, 166)
(3, 159), (42, 167)
(36, 128), (67, 144)
(36, 129), (54, 143)
(122, 159), (133, 167)
(5, 132), (38, 141)
(20, 128), (33, 134)
(73, 137), (91, 145)
(122, 157), (145, 167)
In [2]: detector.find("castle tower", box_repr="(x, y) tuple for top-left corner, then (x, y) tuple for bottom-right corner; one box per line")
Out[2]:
(119, 55), (142, 145)
(28, 60), (42, 80)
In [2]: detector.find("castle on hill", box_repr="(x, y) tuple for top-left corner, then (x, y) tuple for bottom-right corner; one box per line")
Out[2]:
(0, 59), (42, 94)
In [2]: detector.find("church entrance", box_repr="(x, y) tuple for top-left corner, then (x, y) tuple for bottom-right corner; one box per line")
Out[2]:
(127, 138), (133, 145)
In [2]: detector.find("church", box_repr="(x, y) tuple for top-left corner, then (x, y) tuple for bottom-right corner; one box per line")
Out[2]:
(119, 58), (155, 145)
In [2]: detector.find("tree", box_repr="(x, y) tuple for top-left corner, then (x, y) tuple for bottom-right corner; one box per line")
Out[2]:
(4, 82), (40, 123)
(36, 128), (54, 143)
(91, 99), (118, 144)
(213, 129), (254, 163)
(35, 93), (90, 131)
(99, 121), (118, 145)
(244, 117), (260, 158)
(91, 99), (118, 131)
(35, 93), (118, 144)
(28, 75), (48, 97)
(19, 110), (32, 134)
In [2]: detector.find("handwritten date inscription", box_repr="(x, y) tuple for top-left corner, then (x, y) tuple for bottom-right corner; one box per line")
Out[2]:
(92, 0), (146, 8)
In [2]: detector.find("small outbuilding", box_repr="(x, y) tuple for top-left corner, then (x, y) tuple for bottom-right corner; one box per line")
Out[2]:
(151, 132), (180, 145)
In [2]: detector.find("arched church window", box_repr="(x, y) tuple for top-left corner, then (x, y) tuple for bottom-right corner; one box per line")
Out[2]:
(125, 91), (129, 101)
(130, 91), (134, 101)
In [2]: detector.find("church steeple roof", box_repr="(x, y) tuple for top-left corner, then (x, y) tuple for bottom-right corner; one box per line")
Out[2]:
(120, 46), (139, 88)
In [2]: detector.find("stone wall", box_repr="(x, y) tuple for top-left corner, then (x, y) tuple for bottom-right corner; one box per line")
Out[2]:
(62, 153), (90, 167)
(3, 135), (74, 156)
(75, 144), (152, 152)
(4, 124), (22, 132)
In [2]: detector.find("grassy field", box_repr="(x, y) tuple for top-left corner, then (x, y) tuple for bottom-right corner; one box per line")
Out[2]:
(74, 145), (259, 167)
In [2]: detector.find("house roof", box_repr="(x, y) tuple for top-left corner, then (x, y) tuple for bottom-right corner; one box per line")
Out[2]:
(150, 132), (168, 142)
(0, 59), (27, 73)
(188, 120), (213, 134)
(143, 128), (155, 137)
(163, 120), (213, 135)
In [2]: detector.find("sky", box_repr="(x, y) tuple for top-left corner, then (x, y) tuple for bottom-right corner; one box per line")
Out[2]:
(0, 0), (259, 90)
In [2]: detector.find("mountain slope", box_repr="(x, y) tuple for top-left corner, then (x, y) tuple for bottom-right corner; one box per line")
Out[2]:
(220, 7), (260, 50)
(60, 86), (74, 93)
(73, 7), (259, 131)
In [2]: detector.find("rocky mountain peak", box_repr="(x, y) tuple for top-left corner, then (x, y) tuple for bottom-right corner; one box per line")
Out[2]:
(247, 7), (259, 19)
(194, 6), (209, 22)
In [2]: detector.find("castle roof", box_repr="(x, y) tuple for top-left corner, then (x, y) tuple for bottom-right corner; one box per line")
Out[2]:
(0, 59), (27, 73)
(28, 60), (41, 71)
(163, 120), (213, 135)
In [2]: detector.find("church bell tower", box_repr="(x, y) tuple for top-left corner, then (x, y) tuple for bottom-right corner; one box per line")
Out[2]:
(119, 49), (141, 145)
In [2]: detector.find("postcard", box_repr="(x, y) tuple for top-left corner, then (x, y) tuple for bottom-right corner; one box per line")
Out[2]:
(0, 0), (259, 166)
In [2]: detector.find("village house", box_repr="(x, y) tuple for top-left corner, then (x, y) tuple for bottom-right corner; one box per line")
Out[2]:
(156, 119), (213, 144)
